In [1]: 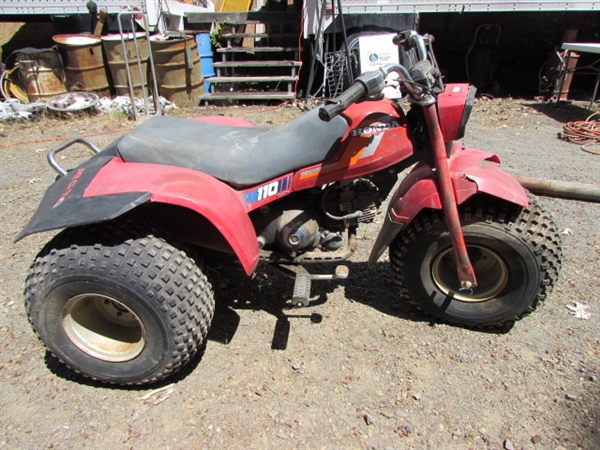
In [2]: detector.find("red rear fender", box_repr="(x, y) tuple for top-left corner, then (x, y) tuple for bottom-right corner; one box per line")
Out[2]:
(85, 158), (259, 274)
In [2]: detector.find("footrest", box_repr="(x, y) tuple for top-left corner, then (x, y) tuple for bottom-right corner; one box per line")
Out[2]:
(274, 264), (350, 308)
(292, 271), (312, 307)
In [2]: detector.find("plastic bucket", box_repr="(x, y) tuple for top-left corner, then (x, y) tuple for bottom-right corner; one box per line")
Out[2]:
(196, 32), (215, 78)
(15, 48), (67, 102)
(102, 33), (149, 97)
(150, 35), (204, 108)
(53, 34), (111, 97)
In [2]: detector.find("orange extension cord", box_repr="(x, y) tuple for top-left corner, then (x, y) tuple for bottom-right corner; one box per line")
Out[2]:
(560, 112), (600, 155)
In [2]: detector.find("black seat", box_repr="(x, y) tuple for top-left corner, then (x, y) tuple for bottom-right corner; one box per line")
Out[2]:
(116, 108), (348, 187)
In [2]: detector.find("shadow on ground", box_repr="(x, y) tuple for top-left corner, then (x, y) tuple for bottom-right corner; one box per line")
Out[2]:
(527, 100), (598, 124)
(207, 257), (511, 353)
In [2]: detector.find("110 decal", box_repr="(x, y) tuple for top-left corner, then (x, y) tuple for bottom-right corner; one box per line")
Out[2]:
(242, 176), (292, 205)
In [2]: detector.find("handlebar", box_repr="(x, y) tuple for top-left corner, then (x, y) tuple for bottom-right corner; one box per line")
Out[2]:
(319, 69), (389, 121)
(392, 31), (433, 61)
(318, 81), (366, 122)
(318, 65), (428, 122)
(318, 31), (442, 122)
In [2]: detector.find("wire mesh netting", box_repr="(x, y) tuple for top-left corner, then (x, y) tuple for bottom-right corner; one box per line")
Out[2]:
(325, 50), (349, 98)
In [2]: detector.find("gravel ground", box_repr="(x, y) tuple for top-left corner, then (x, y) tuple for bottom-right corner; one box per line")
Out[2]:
(1, 96), (599, 450)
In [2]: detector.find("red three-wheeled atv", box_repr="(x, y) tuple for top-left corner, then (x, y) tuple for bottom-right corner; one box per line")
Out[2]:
(16, 31), (562, 385)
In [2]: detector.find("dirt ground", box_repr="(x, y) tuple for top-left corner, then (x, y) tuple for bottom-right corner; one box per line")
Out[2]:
(0, 92), (599, 450)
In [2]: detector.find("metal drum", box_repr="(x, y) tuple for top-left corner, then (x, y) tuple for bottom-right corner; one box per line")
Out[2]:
(53, 34), (111, 97)
(102, 33), (149, 97)
(15, 48), (66, 102)
(150, 35), (204, 108)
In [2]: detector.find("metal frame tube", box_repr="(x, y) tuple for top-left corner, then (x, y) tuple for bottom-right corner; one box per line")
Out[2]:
(422, 103), (478, 290)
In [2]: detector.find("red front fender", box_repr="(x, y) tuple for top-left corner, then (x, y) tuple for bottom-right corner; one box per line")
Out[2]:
(391, 146), (528, 224)
(85, 158), (259, 275)
(368, 146), (528, 265)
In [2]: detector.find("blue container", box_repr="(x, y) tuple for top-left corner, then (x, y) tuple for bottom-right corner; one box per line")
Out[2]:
(196, 32), (215, 78)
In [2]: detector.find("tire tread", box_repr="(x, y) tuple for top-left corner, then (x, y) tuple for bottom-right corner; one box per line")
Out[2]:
(24, 218), (215, 385)
(389, 194), (562, 328)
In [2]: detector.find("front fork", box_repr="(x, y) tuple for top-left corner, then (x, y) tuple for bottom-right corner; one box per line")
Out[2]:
(422, 103), (478, 290)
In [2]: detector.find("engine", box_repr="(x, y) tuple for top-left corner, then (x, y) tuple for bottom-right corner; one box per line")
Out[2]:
(320, 179), (379, 231)
(252, 178), (380, 257)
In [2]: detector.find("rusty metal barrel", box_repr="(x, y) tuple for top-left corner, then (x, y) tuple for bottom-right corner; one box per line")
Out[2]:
(102, 32), (149, 97)
(15, 48), (67, 102)
(149, 35), (204, 107)
(52, 34), (111, 97)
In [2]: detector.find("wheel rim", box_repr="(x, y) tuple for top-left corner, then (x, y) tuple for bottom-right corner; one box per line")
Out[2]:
(431, 245), (509, 302)
(61, 293), (146, 362)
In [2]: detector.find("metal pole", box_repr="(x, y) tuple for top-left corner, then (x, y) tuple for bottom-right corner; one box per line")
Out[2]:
(336, 0), (353, 84)
(304, 0), (328, 102)
(515, 176), (600, 203)
(118, 10), (139, 120)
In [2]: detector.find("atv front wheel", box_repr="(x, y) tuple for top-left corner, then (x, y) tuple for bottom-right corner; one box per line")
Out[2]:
(24, 219), (215, 385)
(389, 195), (562, 329)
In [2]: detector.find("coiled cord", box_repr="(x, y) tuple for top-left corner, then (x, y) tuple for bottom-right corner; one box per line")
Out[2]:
(560, 112), (600, 155)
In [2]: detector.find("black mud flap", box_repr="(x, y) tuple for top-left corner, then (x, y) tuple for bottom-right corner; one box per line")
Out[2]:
(15, 151), (150, 242)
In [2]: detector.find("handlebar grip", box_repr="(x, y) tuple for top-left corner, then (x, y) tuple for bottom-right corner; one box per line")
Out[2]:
(318, 81), (367, 122)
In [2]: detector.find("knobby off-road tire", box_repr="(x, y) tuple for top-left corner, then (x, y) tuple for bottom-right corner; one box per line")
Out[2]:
(24, 219), (215, 385)
(389, 195), (562, 329)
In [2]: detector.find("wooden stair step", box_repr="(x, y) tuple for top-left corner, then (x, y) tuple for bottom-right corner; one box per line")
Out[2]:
(200, 91), (296, 101)
(207, 75), (298, 83)
(212, 60), (302, 68)
(187, 11), (301, 25)
(221, 32), (299, 40)
(217, 46), (297, 53)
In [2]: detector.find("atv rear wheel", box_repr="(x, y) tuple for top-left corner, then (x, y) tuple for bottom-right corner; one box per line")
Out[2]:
(24, 219), (215, 385)
(389, 195), (562, 329)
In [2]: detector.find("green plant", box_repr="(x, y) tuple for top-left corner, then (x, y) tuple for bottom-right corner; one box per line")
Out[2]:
(209, 18), (230, 49)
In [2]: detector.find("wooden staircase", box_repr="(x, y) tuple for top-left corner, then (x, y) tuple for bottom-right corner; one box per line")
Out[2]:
(188, 11), (302, 103)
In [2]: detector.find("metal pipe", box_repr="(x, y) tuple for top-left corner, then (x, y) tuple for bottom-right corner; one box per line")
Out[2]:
(117, 11), (138, 120)
(515, 176), (600, 203)
(336, 0), (354, 85)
